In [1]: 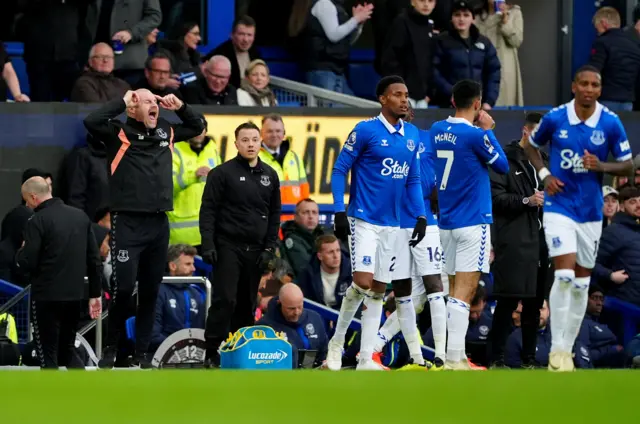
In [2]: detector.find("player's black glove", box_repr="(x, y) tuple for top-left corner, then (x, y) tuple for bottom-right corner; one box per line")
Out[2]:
(409, 217), (428, 247)
(333, 212), (351, 242)
(202, 248), (217, 265)
(257, 249), (276, 274)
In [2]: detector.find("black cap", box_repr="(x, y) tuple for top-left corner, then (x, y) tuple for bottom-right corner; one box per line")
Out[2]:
(452, 0), (475, 17)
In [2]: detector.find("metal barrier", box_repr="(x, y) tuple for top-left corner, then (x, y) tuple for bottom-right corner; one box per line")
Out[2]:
(270, 76), (379, 108)
(0, 281), (30, 343)
(80, 276), (212, 359)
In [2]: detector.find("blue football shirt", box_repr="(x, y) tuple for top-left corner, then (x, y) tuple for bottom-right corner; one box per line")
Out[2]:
(431, 117), (509, 230)
(530, 100), (633, 223)
(400, 129), (438, 229)
(332, 114), (425, 227)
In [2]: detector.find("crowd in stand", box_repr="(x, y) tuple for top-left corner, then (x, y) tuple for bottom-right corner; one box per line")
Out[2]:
(2, 1), (640, 369)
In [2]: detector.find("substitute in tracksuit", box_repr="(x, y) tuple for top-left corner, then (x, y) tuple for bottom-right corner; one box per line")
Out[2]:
(168, 123), (222, 249)
(150, 244), (206, 352)
(84, 89), (205, 368)
(200, 122), (281, 366)
(15, 177), (103, 369)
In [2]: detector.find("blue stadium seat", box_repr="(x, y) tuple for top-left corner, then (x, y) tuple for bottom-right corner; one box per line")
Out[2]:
(348, 63), (379, 100)
(125, 316), (136, 341)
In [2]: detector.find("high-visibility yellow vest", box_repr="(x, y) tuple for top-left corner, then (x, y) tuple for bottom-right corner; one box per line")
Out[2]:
(167, 139), (221, 246)
(258, 146), (309, 205)
(0, 312), (18, 344)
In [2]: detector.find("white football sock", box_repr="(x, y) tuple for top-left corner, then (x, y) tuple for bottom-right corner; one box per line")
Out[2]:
(374, 311), (399, 353)
(549, 269), (574, 353)
(446, 297), (470, 363)
(396, 295), (424, 365)
(331, 283), (366, 345)
(413, 291), (427, 314)
(428, 292), (447, 361)
(564, 276), (589, 352)
(359, 291), (384, 362)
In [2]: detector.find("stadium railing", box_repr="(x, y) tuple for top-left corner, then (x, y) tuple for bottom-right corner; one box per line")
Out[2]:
(0, 280), (30, 342)
(79, 275), (212, 358)
(269, 76), (379, 108)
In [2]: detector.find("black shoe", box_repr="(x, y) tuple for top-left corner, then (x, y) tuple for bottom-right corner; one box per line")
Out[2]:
(131, 355), (153, 369)
(204, 350), (221, 369)
(490, 358), (509, 369)
(433, 357), (445, 369)
(98, 346), (117, 369)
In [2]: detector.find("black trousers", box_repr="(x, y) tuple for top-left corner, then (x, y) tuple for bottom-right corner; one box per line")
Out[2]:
(31, 300), (84, 369)
(205, 243), (261, 355)
(107, 212), (169, 356)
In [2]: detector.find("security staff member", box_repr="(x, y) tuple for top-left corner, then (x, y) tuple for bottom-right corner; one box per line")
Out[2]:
(168, 121), (222, 249)
(84, 89), (205, 368)
(200, 122), (282, 367)
(15, 177), (103, 369)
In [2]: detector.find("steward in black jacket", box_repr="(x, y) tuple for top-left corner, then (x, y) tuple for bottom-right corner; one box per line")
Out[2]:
(83, 90), (205, 369)
(200, 122), (281, 367)
(15, 177), (102, 368)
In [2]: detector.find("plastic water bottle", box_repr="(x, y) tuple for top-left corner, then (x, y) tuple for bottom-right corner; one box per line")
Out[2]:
(495, 0), (505, 14)
(112, 40), (124, 55)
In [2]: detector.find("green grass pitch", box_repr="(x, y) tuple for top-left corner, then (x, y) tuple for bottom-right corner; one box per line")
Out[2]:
(3, 370), (636, 423)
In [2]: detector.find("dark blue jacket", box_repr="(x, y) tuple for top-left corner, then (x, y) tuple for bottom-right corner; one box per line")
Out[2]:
(593, 212), (640, 307)
(151, 284), (206, 351)
(578, 314), (626, 368)
(505, 324), (593, 369)
(432, 25), (501, 107)
(297, 253), (352, 310)
(257, 297), (328, 368)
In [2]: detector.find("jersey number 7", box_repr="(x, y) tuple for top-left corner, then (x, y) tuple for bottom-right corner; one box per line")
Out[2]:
(437, 150), (454, 190)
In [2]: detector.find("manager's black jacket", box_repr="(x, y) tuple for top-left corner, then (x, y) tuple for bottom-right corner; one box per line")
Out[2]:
(589, 28), (640, 103)
(15, 198), (102, 301)
(200, 155), (281, 251)
(83, 98), (205, 213)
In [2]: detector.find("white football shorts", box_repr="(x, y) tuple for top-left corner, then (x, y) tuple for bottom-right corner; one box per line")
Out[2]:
(348, 217), (398, 283)
(440, 224), (491, 275)
(543, 212), (602, 269)
(393, 226), (442, 282)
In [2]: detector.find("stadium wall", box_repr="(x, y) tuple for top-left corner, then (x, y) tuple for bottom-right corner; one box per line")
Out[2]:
(0, 104), (638, 218)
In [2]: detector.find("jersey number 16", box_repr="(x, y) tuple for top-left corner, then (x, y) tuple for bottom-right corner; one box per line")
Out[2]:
(437, 150), (454, 190)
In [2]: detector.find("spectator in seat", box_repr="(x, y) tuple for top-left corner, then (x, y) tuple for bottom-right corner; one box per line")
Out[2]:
(380, 0), (437, 109)
(65, 136), (109, 221)
(579, 285), (626, 368)
(237, 60), (278, 107)
(132, 52), (182, 97)
(150, 244), (205, 352)
(18, 0), (82, 101)
(281, 199), (326, 278)
(432, 0), (500, 109)
(156, 22), (203, 89)
(474, 0), (524, 107)
(297, 234), (351, 311)
(181, 56), (238, 105)
(70, 43), (130, 103)
(602, 185), (619, 229)
(86, 0), (162, 86)
(203, 16), (260, 89)
(288, 0), (372, 94)
(257, 283), (328, 368)
(0, 203), (32, 286)
(593, 186), (640, 307)
(259, 114), (309, 208)
(168, 124), (222, 251)
(589, 7), (640, 112)
(0, 42), (29, 102)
